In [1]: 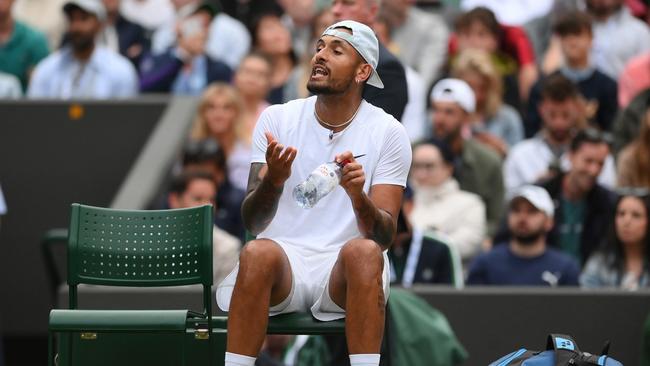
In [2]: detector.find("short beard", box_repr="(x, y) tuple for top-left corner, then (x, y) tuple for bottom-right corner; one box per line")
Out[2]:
(306, 78), (354, 96)
(306, 82), (338, 95)
(70, 34), (95, 53)
(512, 230), (544, 246)
(548, 128), (572, 144)
(435, 128), (461, 145)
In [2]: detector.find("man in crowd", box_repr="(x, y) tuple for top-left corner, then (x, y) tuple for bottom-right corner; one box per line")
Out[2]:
(429, 78), (504, 240)
(139, 2), (232, 94)
(506, 74), (616, 193)
(538, 129), (617, 264)
(99, 0), (149, 69)
(526, 11), (618, 135)
(379, 0), (448, 88)
(467, 185), (580, 286)
(151, 0), (250, 71)
(27, 0), (138, 98)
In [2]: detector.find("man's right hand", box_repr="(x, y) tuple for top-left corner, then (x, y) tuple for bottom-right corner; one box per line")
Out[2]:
(264, 132), (297, 187)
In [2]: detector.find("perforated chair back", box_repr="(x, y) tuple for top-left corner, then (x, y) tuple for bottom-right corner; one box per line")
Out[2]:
(67, 203), (213, 313)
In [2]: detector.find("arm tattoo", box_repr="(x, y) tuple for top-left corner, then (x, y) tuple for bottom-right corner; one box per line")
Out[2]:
(352, 194), (396, 250)
(241, 163), (284, 236)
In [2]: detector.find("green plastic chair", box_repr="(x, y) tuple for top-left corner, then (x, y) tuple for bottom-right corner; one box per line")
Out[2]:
(48, 203), (214, 366)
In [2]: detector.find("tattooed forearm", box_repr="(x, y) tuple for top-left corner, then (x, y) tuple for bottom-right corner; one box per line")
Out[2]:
(241, 163), (284, 236)
(351, 193), (396, 250)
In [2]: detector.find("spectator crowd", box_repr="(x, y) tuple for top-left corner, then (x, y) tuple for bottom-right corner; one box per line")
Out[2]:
(3, 0), (650, 306)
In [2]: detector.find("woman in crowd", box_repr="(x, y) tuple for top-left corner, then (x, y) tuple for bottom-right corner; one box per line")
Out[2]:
(190, 82), (251, 192)
(233, 52), (273, 142)
(618, 107), (650, 188)
(251, 13), (297, 104)
(407, 139), (486, 265)
(580, 190), (650, 289)
(452, 49), (524, 156)
(449, 7), (538, 106)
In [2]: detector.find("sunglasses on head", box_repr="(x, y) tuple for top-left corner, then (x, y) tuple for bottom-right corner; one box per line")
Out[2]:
(615, 186), (650, 198)
(183, 138), (222, 163)
(581, 127), (614, 145)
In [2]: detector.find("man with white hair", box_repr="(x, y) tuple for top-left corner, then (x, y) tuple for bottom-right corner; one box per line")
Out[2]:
(467, 185), (580, 286)
(216, 20), (411, 366)
(430, 78), (505, 240)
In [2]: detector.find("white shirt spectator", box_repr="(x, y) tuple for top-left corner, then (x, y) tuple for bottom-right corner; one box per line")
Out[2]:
(120, 0), (175, 31)
(0, 72), (22, 98)
(409, 178), (486, 262)
(591, 6), (650, 79)
(461, 0), (553, 25)
(152, 10), (251, 70)
(391, 6), (448, 88)
(504, 134), (617, 194)
(401, 66), (428, 143)
(27, 46), (138, 99)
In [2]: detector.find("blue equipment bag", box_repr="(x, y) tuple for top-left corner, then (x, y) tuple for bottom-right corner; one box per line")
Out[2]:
(490, 334), (623, 366)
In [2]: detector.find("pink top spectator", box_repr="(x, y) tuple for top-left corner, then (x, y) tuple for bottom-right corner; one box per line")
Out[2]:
(448, 24), (536, 67)
(618, 52), (650, 108)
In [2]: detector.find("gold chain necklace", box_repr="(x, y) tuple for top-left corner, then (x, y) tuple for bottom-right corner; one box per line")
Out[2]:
(314, 102), (362, 140)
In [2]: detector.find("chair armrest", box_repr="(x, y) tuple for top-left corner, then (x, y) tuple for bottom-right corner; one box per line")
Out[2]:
(49, 309), (190, 332)
(42, 228), (69, 303)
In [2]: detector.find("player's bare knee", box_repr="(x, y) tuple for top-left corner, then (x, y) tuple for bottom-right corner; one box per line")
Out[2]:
(341, 239), (383, 275)
(239, 239), (284, 274)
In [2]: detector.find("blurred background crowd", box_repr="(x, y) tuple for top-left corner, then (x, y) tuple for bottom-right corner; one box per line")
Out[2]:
(2, 0), (650, 363)
(2, 0), (650, 288)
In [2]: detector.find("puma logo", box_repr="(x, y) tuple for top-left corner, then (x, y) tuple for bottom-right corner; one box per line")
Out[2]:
(542, 271), (560, 287)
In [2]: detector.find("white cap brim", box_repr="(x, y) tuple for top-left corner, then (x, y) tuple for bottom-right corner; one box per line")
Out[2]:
(367, 69), (384, 89)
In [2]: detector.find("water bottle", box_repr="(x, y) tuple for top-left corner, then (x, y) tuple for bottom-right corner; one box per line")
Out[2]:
(293, 162), (342, 209)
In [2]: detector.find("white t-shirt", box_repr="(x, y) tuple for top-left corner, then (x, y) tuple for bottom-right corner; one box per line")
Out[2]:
(251, 96), (412, 256)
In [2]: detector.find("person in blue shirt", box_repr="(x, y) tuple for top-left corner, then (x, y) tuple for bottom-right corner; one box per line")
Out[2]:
(27, 0), (138, 99)
(139, 1), (232, 95)
(467, 185), (580, 286)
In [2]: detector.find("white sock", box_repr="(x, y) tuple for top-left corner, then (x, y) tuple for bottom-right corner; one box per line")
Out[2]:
(224, 352), (256, 366)
(350, 353), (381, 366)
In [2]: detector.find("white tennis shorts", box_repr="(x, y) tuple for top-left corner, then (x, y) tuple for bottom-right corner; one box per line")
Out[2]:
(216, 240), (390, 321)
